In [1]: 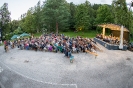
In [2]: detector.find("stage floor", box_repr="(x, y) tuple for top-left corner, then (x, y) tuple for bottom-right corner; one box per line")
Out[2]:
(94, 38), (127, 50)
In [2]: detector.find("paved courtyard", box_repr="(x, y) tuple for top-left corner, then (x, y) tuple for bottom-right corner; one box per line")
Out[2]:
(0, 44), (133, 88)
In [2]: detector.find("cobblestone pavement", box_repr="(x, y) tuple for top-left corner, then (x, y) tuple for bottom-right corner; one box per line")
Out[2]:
(0, 45), (133, 88)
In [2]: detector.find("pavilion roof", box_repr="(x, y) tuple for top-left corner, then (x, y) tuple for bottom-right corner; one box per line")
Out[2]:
(98, 24), (129, 32)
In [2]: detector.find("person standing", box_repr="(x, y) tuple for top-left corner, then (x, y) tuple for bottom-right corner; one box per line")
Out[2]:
(4, 40), (8, 52)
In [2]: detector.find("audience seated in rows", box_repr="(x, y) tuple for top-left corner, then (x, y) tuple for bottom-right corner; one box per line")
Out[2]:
(13, 33), (97, 55)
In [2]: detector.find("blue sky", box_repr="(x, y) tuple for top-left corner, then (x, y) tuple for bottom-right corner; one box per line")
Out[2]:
(0, 0), (132, 20)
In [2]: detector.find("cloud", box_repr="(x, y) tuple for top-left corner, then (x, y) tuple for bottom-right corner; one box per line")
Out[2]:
(66, 0), (86, 4)
(101, 0), (106, 3)
(66, 0), (112, 5)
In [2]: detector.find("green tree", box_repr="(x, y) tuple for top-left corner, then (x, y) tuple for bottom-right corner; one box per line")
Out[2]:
(19, 13), (27, 32)
(10, 20), (19, 32)
(87, 2), (97, 30)
(112, 0), (128, 26)
(112, 0), (133, 40)
(33, 1), (42, 33)
(24, 8), (35, 33)
(75, 1), (91, 31)
(42, 0), (70, 33)
(13, 27), (23, 34)
(92, 4), (102, 29)
(0, 3), (11, 40)
(95, 4), (114, 24)
(69, 2), (76, 31)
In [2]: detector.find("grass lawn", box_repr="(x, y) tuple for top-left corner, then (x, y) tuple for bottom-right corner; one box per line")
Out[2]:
(0, 44), (3, 46)
(130, 39), (133, 42)
(34, 33), (42, 37)
(31, 31), (97, 38)
(61, 31), (97, 38)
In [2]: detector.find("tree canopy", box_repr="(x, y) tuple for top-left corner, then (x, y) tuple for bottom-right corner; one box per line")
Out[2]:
(95, 5), (114, 24)
(0, 0), (133, 40)
(0, 3), (11, 40)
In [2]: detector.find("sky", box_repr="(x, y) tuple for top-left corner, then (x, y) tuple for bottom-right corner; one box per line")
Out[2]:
(0, 0), (132, 20)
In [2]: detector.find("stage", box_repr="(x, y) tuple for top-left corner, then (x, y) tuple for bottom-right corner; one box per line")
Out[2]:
(94, 38), (127, 50)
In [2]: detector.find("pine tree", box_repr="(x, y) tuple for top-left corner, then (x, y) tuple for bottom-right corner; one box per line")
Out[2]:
(75, 1), (91, 32)
(42, 0), (70, 33)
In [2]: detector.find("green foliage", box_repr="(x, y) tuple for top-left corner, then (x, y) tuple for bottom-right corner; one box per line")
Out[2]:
(10, 20), (19, 32)
(42, 0), (70, 33)
(4, 0), (133, 42)
(112, 0), (133, 41)
(75, 1), (91, 32)
(13, 27), (23, 35)
(29, 31), (97, 38)
(22, 8), (36, 33)
(0, 3), (11, 40)
(18, 1), (42, 34)
(33, 1), (42, 33)
(61, 31), (97, 38)
(69, 2), (76, 31)
(34, 33), (42, 37)
(95, 5), (114, 24)
(5, 33), (13, 40)
(0, 43), (3, 46)
(96, 27), (102, 34)
(112, 0), (128, 26)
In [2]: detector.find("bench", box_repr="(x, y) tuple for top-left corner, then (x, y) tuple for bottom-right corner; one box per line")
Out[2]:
(85, 50), (98, 58)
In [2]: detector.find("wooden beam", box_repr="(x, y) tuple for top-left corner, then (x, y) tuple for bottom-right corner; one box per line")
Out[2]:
(102, 27), (105, 37)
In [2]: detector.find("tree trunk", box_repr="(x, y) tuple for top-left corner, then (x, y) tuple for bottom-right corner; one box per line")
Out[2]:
(37, 29), (39, 33)
(56, 22), (58, 34)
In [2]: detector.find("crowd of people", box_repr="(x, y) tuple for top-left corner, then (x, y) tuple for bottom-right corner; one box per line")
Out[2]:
(96, 34), (128, 45)
(4, 33), (97, 58)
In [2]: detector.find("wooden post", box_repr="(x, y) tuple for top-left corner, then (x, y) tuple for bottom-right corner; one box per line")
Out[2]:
(102, 27), (105, 37)
(119, 25), (124, 49)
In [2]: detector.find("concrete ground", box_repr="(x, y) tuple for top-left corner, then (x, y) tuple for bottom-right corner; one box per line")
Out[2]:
(0, 44), (133, 88)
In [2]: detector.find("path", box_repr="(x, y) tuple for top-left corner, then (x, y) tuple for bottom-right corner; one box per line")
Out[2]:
(0, 45), (133, 88)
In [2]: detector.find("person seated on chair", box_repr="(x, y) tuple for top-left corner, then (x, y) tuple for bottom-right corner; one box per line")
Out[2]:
(40, 42), (44, 51)
(61, 44), (64, 53)
(48, 44), (53, 52)
(75, 44), (80, 53)
(72, 43), (76, 53)
(82, 44), (86, 53)
(68, 49), (72, 58)
(34, 42), (38, 51)
(64, 47), (69, 57)
(54, 41), (58, 53)
(29, 42), (32, 50)
(88, 42), (92, 51)
(58, 43), (63, 53)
